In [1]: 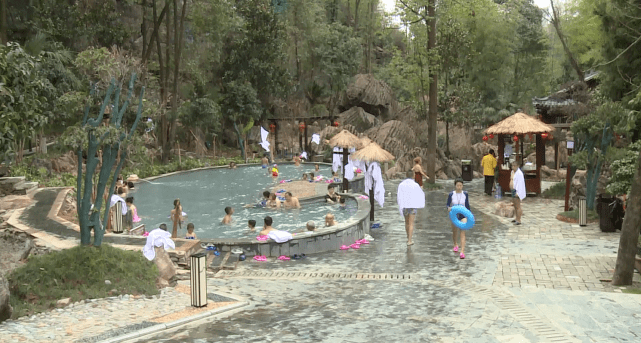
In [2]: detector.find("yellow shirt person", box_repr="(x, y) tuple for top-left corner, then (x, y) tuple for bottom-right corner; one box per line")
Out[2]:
(481, 150), (497, 196)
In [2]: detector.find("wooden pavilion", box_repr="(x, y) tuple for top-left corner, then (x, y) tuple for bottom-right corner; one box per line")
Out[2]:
(485, 113), (556, 195)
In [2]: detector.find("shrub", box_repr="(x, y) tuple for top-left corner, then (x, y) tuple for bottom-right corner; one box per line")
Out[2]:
(542, 182), (566, 199)
(8, 245), (159, 319)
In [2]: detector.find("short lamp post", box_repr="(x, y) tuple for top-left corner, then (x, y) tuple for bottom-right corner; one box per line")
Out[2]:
(564, 140), (574, 212)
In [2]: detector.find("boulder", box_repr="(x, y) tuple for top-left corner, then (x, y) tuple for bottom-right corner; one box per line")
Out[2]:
(494, 201), (515, 218)
(51, 151), (77, 174)
(470, 143), (498, 171)
(569, 169), (610, 210)
(365, 120), (417, 162)
(154, 246), (176, 282)
(337, 107), (381, 132)
(56, 297), (71, 308)
(0, 274), (12, 322)
(29, 158), (53, 176)
(338, 74), (398, 120)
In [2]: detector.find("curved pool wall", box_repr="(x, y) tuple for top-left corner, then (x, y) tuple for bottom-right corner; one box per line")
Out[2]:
(139, 162), (370, 257)
(204, 193), (371, 257)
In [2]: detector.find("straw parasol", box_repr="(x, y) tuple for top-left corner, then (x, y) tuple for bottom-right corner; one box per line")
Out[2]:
(329, 129), (360, 148)
(485, 112), (555, 135)
(351, 142), (395, 163)
(357, 136), (371, 150)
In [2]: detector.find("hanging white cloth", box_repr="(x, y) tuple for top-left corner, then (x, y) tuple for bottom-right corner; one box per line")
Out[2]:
(142, 228), (176, 261)
(311, 133), (320, 145)
(364, 163), (374, 192)
(260, 127), (269, 142)
(396, 178), (425, 216)
(332, 147), (342, 172)
(300, 151), (308, 160)
(370, 162), (385, 207)
(345, 160), (355, 180)
(110, 194), (128, 215)
(268, 230), (293, 243)
(259, 140), (270, 152)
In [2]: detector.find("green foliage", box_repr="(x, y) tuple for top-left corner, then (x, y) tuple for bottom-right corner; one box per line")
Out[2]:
(312, 22), (362, 94)
(180, 98), (222, 135)
(9, 160), (76, 188)
(607, 141), (641, 196)
(123, 156), (261, 180)
(559, 209), (599, 221)
(542, 182), (567, 199)
(8, 245), (159, 319)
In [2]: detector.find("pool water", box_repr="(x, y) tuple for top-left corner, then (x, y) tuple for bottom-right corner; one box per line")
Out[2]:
(130, 164), (358, 239)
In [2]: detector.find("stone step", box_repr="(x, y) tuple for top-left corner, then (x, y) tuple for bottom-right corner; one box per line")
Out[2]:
(0, 176), (26, 187)
(12, 181), (39, 195)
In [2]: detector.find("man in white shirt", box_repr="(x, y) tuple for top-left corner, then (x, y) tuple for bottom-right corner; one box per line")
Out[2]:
(511, 162), (526, 225)
(397, 170), (426, 246)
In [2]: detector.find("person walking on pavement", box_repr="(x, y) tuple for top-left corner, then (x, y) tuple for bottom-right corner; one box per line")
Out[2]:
(481, 149), (497, 196)
(397, 170), (426, 246)
(511, 161), (526, 225)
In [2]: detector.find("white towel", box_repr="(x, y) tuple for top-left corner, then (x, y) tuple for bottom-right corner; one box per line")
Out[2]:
(142, 228), (176, 261)
(345, 160), (355, 180)
(260, 127), (269, 142)
(300, 151), (308, 159)
(267, 230), (293, 243)
(311, 133), (320, 145)
(332, 147), (342, 172)
(371, 162), (385, 207)
(259, 140), (270, 152)
(397, 179), (425, 216)
(110, 195), (128, 215)
(514, 168), (527, 200)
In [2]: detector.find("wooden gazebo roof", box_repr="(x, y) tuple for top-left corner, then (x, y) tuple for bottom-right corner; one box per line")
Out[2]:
(485, 112), (555, 135)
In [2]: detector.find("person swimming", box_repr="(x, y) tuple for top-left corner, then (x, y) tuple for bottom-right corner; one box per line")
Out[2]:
(222, 206), (234, 224)
(271, 164), (279, 177)
(244, 191), (270, 208)
(185, 223), (197, 239)
(261, 156), (269, 168)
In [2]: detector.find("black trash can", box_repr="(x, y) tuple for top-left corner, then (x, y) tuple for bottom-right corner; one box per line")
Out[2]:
(596, 194), (623, 232)
(461, 160), (473, 181)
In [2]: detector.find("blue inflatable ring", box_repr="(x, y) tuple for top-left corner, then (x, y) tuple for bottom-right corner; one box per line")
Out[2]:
(449, 205), (475, 230)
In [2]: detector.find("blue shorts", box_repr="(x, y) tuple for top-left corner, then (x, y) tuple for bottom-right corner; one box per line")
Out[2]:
(511, 189), (517, 198)
(403, 208), (417, 216)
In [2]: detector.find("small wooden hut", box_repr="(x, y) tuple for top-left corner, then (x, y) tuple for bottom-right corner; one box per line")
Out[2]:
(485, 113), (555, 195)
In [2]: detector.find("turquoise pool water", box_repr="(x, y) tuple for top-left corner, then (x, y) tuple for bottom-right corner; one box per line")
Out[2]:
(130, 164), (357, 239)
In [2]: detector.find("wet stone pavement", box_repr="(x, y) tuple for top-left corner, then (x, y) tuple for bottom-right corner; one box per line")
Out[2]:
(130, 178), (641, 343)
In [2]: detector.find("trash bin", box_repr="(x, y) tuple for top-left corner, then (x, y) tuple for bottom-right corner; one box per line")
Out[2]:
(190, 253), (208, 307)
(596, 194), (623, 232)
(461, 160), (473, 181)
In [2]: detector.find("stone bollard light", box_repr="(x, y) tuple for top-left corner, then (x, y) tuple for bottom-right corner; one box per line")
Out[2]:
(190, 252), (207, 307)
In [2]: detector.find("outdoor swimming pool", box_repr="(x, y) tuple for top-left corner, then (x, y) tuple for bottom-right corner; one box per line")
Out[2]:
(131, 164), (358, 239)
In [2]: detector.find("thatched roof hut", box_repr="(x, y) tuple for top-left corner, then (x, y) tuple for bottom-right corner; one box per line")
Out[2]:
(352, 142), (395, 163)
(485, 112), (555, 135)
(328, 129), (359, 149)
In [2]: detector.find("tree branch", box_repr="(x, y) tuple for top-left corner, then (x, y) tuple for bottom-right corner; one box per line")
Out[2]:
(398, 0), (426, 21)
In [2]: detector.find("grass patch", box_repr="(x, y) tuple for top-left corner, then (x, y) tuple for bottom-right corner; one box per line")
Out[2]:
(558, 209), (599, 221)
(542, 182), (566, 199)
(622, 288), (641, 294)
(8, 244), (159, 319)
(424, 182), (443, 190)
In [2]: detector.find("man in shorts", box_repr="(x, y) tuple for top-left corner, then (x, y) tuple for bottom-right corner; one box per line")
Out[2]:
(397, 170), (426, 246)
(511, 161), (526, 225)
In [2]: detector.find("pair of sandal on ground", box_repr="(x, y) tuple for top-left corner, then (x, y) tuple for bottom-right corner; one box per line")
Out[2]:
(453, 246), (465, 259)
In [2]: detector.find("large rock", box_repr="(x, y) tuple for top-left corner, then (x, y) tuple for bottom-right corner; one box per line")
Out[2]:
(51, 151), (78, 174)
(0, 274), (12, 322)
(337, 107), (381, 132)
(569, 169), (610, 210)
(154, 246), (176, 283)
(338, 74), (398, 120)
(365, 120), (417, 160)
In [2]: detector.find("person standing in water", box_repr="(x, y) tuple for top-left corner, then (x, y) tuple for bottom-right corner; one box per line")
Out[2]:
(170, 199), (183, 238)
(446, 179), (470, 259)
(411, 157), (429, 187)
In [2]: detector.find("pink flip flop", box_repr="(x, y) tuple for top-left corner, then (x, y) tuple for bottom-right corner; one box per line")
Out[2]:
(278, 255), (291, 260)
(256, 235), (269, 241)
(340, 245), (350, 250)
(253, 255), (267, 261)
(453, 246), (459, 252)
(356, 239), (370, 244)
(350, 244), (360, 249)
(459, 253), (465, 259)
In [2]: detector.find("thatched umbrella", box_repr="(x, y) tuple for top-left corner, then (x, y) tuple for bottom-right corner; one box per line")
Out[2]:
(329, 130), (360, 192)
(357, 136), (371, 150)
(484, 112), (555, 195)
(485, 112), (555, 135)
(351, 142), (395, 222)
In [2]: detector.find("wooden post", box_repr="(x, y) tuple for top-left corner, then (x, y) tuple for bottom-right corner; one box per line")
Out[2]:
(565, 148), (573, 211)
(342, 148), (349, 193)
(304, 120), (309, 153)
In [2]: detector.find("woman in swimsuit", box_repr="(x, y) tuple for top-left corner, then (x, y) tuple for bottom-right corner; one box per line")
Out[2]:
(411, 157), (429, 187)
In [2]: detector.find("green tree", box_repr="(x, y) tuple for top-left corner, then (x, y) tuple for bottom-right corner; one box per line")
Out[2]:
(220, 81), (262, 160)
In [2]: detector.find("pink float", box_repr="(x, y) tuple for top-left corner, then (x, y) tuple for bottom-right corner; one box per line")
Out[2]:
(256, 235), (269, 241)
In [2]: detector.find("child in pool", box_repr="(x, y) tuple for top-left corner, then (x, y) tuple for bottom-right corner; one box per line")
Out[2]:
(245, 191), (270, 208)
(338, 197), (347, 209)
(271, 164), (279, 177)
(302, 173), (308, 181)
(222, 206), (234, 224)
(325, 213), (337, 227)
(446, 178), (471, 259)
(185, 223), (197, 239)
(126, 197), (141, 223)
(170, 199), (183, 238)
(248, 219), (257, 232)
(332, 171), (341, 183)
(266, 193), (281, 209)
(315, 164), (320, 172)
(261, 156), (269, 168)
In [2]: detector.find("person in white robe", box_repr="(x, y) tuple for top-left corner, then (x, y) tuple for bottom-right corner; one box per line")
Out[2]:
(397, 170), (425, 246)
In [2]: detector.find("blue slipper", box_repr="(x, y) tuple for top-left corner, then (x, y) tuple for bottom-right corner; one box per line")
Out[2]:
(291, 254), (302, 260)
(371, 223), (381, 229)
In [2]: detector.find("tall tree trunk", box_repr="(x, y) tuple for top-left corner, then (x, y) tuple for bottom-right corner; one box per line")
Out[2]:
(161, 2), (173, 163)
(168, 0), (187, 162)
(354, 0), (361, 29)
(550, 0), (584, 82)
(426, 0), (437, 183)
(141, 0), (148, 60)
(612, 150), (641, 285)
(0, 0), (7, 44)
(143, 0), (169, 65)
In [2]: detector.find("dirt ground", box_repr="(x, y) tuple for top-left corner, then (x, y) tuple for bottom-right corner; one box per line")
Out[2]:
(0, 235), (26, 276)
